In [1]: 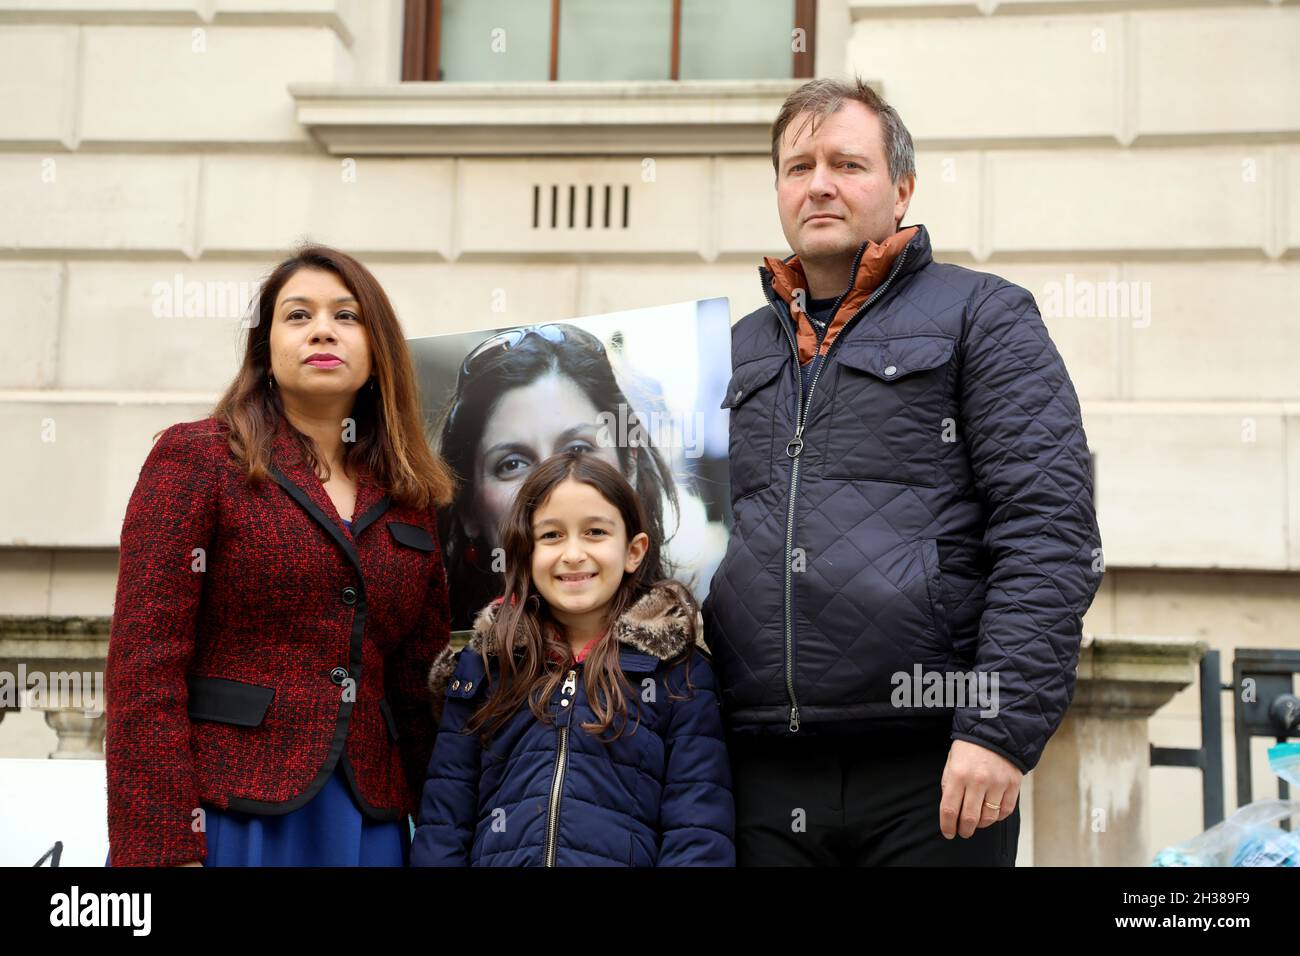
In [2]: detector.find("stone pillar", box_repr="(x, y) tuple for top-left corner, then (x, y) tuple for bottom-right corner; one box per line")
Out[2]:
(1033, 635), (1205, 866)
(42, 709), (107, 759)
(0, 615), (110, 760)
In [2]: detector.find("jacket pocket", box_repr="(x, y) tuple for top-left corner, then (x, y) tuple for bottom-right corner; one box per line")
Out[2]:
(920, 538), (952, 660)
(378, 698), (400, 742)
(720, 355), (786, 501)
(389, 521), (437, 551)
(186, 675), (275, 728)
(822, 334), (956, 487)
(802, 539), (952, 708)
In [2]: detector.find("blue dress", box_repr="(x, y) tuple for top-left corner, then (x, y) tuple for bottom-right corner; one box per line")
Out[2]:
(108, 519), (412, 867)
(194, 762), (410, 866)
(107, 764), (410, 867)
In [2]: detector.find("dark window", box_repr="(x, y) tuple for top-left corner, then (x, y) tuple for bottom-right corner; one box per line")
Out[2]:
(402, 0), (815, 82)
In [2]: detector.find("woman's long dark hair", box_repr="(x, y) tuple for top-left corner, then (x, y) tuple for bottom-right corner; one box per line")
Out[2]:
(211, 244), (454, 509)
(437, 323), (680, 629)
(464, 453), (696, 744)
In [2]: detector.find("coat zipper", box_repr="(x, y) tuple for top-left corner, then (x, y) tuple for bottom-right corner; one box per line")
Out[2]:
(543, 668), (577, 866)
(759, 242), (913, 733)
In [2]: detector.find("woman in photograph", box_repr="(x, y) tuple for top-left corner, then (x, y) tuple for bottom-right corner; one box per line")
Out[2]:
(435, 322), (684, 630)
(105, 245), (454, 867)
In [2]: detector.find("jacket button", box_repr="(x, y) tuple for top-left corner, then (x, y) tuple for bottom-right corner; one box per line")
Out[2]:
(883, 364), (897, 377)
(451, 679), (460, 691)
(463, 681), (473, 692)
(341, 586), (358, 606)
(330, 667), (348, 685)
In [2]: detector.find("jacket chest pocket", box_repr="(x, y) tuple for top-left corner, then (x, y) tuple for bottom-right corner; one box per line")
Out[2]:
(383, 521), (439, 627)
(388, 521), (437, 552)
(720, 355), (787, 501)
(821, 335), (956, 487)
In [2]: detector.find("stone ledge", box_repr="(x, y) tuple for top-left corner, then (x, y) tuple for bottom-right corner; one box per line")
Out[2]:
(1072, 633), (1207, 716)
(0, 616), (110, 661)
(289, 80), (835, 156)
(0, 0), (356, 45)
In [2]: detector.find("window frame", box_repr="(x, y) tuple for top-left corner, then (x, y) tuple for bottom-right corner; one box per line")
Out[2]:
(401, 0), (816, 83)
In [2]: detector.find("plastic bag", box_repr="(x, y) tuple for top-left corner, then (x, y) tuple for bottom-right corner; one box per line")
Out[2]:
(1151, 742), (1300, 867)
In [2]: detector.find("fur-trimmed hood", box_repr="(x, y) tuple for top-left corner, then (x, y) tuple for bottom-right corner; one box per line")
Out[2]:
(426, 583), (704, 723)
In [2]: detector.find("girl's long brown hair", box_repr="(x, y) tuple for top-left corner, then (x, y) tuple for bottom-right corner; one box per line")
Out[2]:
(464, 452), (697, 744)
(212, 244), (454, 509)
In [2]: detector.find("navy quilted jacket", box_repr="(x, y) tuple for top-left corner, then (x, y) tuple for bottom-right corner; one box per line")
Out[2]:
(411, 584), (735, 866)
(702, 223), (1103, 773)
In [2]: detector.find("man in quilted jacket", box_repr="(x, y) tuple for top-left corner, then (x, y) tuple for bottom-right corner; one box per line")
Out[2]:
(701, 77), (1104, 865)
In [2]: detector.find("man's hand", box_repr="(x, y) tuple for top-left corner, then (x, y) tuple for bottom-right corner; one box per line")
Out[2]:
(939, 739), (1023, 839)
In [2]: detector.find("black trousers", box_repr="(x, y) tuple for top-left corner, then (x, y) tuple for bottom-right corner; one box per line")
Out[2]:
(729, 728), (1020, 866)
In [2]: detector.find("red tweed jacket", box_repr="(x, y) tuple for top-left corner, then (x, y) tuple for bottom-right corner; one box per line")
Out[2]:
(105, 415), (449, 866)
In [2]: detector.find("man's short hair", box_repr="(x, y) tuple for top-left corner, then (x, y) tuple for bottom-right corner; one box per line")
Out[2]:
(770, 77), (916, 185)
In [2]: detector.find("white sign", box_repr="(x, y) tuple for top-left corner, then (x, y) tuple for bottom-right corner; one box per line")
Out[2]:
(0, 758), (108, 867)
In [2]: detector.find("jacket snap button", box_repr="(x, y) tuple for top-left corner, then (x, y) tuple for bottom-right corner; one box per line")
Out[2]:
(450, 679), (460, 691)
(883, 364), (897, 376)
(560, 699), (570, 707)
(330, 667), (348, 685)
(463, 681), (473, 692)
(734, 388), (743, 401)
(341, 586), (358, 606)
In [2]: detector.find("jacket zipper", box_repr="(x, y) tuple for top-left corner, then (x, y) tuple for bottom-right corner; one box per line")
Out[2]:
(543, 668), (577, 866)
(760, 243), (913, 733)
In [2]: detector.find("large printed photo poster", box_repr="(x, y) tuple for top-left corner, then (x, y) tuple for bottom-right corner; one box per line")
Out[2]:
(408, 298), (734, 632)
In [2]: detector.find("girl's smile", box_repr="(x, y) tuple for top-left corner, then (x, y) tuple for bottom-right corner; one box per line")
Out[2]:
(555, 571), (598, 587)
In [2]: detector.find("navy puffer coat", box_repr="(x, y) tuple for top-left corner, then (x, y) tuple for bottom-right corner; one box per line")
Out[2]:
(411, 584), (735, 866)
(702, 223), (1103, 773)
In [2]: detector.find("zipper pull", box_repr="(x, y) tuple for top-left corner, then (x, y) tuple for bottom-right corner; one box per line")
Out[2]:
(788, 703), (801, 733)
(561, 669), (577, 697)
(786, 426), (805, 458)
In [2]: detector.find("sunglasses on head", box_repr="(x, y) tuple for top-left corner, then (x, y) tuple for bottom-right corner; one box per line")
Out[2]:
(448, 324), (608, 426)
(457, 323), (607, 380)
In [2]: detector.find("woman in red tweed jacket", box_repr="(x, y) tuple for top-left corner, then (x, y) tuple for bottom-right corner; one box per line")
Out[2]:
(105, 245), (453, 866)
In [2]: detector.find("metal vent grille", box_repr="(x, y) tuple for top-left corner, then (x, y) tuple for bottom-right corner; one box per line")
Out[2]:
(532, 183), (631, 230)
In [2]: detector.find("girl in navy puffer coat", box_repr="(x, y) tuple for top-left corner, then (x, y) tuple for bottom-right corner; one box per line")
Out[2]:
(411, 452), (734, 866)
